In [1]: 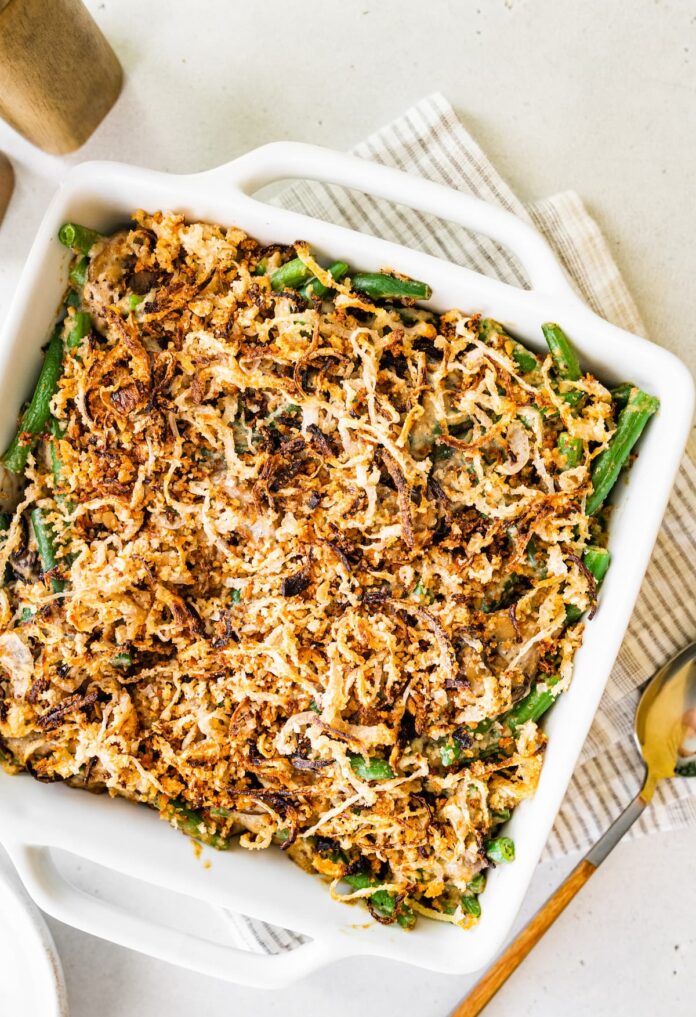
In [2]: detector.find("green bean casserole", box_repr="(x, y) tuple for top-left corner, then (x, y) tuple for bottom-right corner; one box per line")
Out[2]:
(0, 214), (658, 929)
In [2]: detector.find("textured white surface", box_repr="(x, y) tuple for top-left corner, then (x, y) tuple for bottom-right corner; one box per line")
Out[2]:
(0, 0), (694, 1013)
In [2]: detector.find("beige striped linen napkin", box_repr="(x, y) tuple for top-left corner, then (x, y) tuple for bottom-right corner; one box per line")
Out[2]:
(221, 93), (696, 953)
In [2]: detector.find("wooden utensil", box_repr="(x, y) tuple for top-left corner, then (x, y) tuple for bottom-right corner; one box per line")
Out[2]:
(450, 642), (696, 1016)
(0, 0), (122, 154)
(0, 153), (13, 226)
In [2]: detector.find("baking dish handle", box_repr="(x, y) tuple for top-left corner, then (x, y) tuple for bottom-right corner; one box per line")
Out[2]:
(5, 843), (340, 988)
(212, 141), (574, 297)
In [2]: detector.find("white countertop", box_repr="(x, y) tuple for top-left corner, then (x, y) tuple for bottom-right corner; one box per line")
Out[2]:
(0, 1), (694, 1014)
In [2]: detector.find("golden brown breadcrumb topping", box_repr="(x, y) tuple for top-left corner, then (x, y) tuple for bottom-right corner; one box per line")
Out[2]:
(0, 211), (616, 928)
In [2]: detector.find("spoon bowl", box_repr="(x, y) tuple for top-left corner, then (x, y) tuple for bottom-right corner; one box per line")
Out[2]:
(634, 641), (696, 798)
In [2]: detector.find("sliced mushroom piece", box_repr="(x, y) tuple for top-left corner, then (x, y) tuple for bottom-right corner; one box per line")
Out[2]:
(82, 229), (133, 334)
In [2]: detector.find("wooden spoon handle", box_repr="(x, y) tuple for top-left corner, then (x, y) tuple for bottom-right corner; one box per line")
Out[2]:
(0, 152), (13, 227)
(450, 859), (596, 1017)
(0, 0), (122, 154)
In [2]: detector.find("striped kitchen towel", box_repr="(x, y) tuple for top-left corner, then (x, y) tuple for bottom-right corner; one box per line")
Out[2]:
(220, 92), (696, 952)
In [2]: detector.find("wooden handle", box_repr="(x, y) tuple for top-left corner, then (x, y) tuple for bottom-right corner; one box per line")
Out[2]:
(0, 0), (122, 154)
(450, 859), (596, 1017)
(0, 153), (13, 227)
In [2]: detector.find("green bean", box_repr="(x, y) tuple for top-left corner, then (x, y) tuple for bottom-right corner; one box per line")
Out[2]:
(461, 894), (482, 918)
(344, 871), (376, 891)
(505, 675), (560, 733)
(66, 311), (91, 350)
(560, 388), (584, 407)
(485, 836), (515, 864)
(440, 740), (461, 766)
(209, 805), (235, 819)
(565, 546), (611, 623)
(413, 579), (434, 603)
(587, 387), (659, 515)
(271, 257), (432, 303)
(64, 290), (81, 309)
(350, 272), (431, 302)
(69, 256), (89, 289)
(348, 753), (395, 780)
(468, 716), (495, 736)
(557, 432), (583, 469)
(344, 872), (415, 928)
(49, 417), (63, 489)
(478, 318), (505, 342)
(127, 294), (144, 311)
(270, 258), (313, 292)
(477, 320), (538, 373)
(369, 889), (399, 918)
(49, 417), (79, 518)
(299, 261), (349, 300)
(542, 322), (581, 381)
(253, 258), (268, 276)
(2, 330), (63, 474)
(467, 872), (486, 894)
(58, 222), (102, 255)
(511, 344), (539, 374)
(610, 382), (635, 409)
(167, 798), (230, 850)
(584, 545), (611, 584)
(30, 507), (64, 594)
(112, 652), (133, 668)
(432, 442), (454, 464)
(564, 605), (582, 625)
(491, 808), (512, 824)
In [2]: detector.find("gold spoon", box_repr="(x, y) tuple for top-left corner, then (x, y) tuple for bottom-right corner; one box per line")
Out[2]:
(451, 641), (696, 1017)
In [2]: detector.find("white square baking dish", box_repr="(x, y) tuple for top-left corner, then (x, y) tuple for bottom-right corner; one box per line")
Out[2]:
(0, 143), (692, 988)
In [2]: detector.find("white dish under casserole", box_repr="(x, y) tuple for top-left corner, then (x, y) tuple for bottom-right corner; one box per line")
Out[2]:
(0, 143), (692, 988)
(0, 848), (68, 1017)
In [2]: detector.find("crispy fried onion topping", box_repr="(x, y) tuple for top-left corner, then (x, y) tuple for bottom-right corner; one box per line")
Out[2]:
(0, 213), (613, 927)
